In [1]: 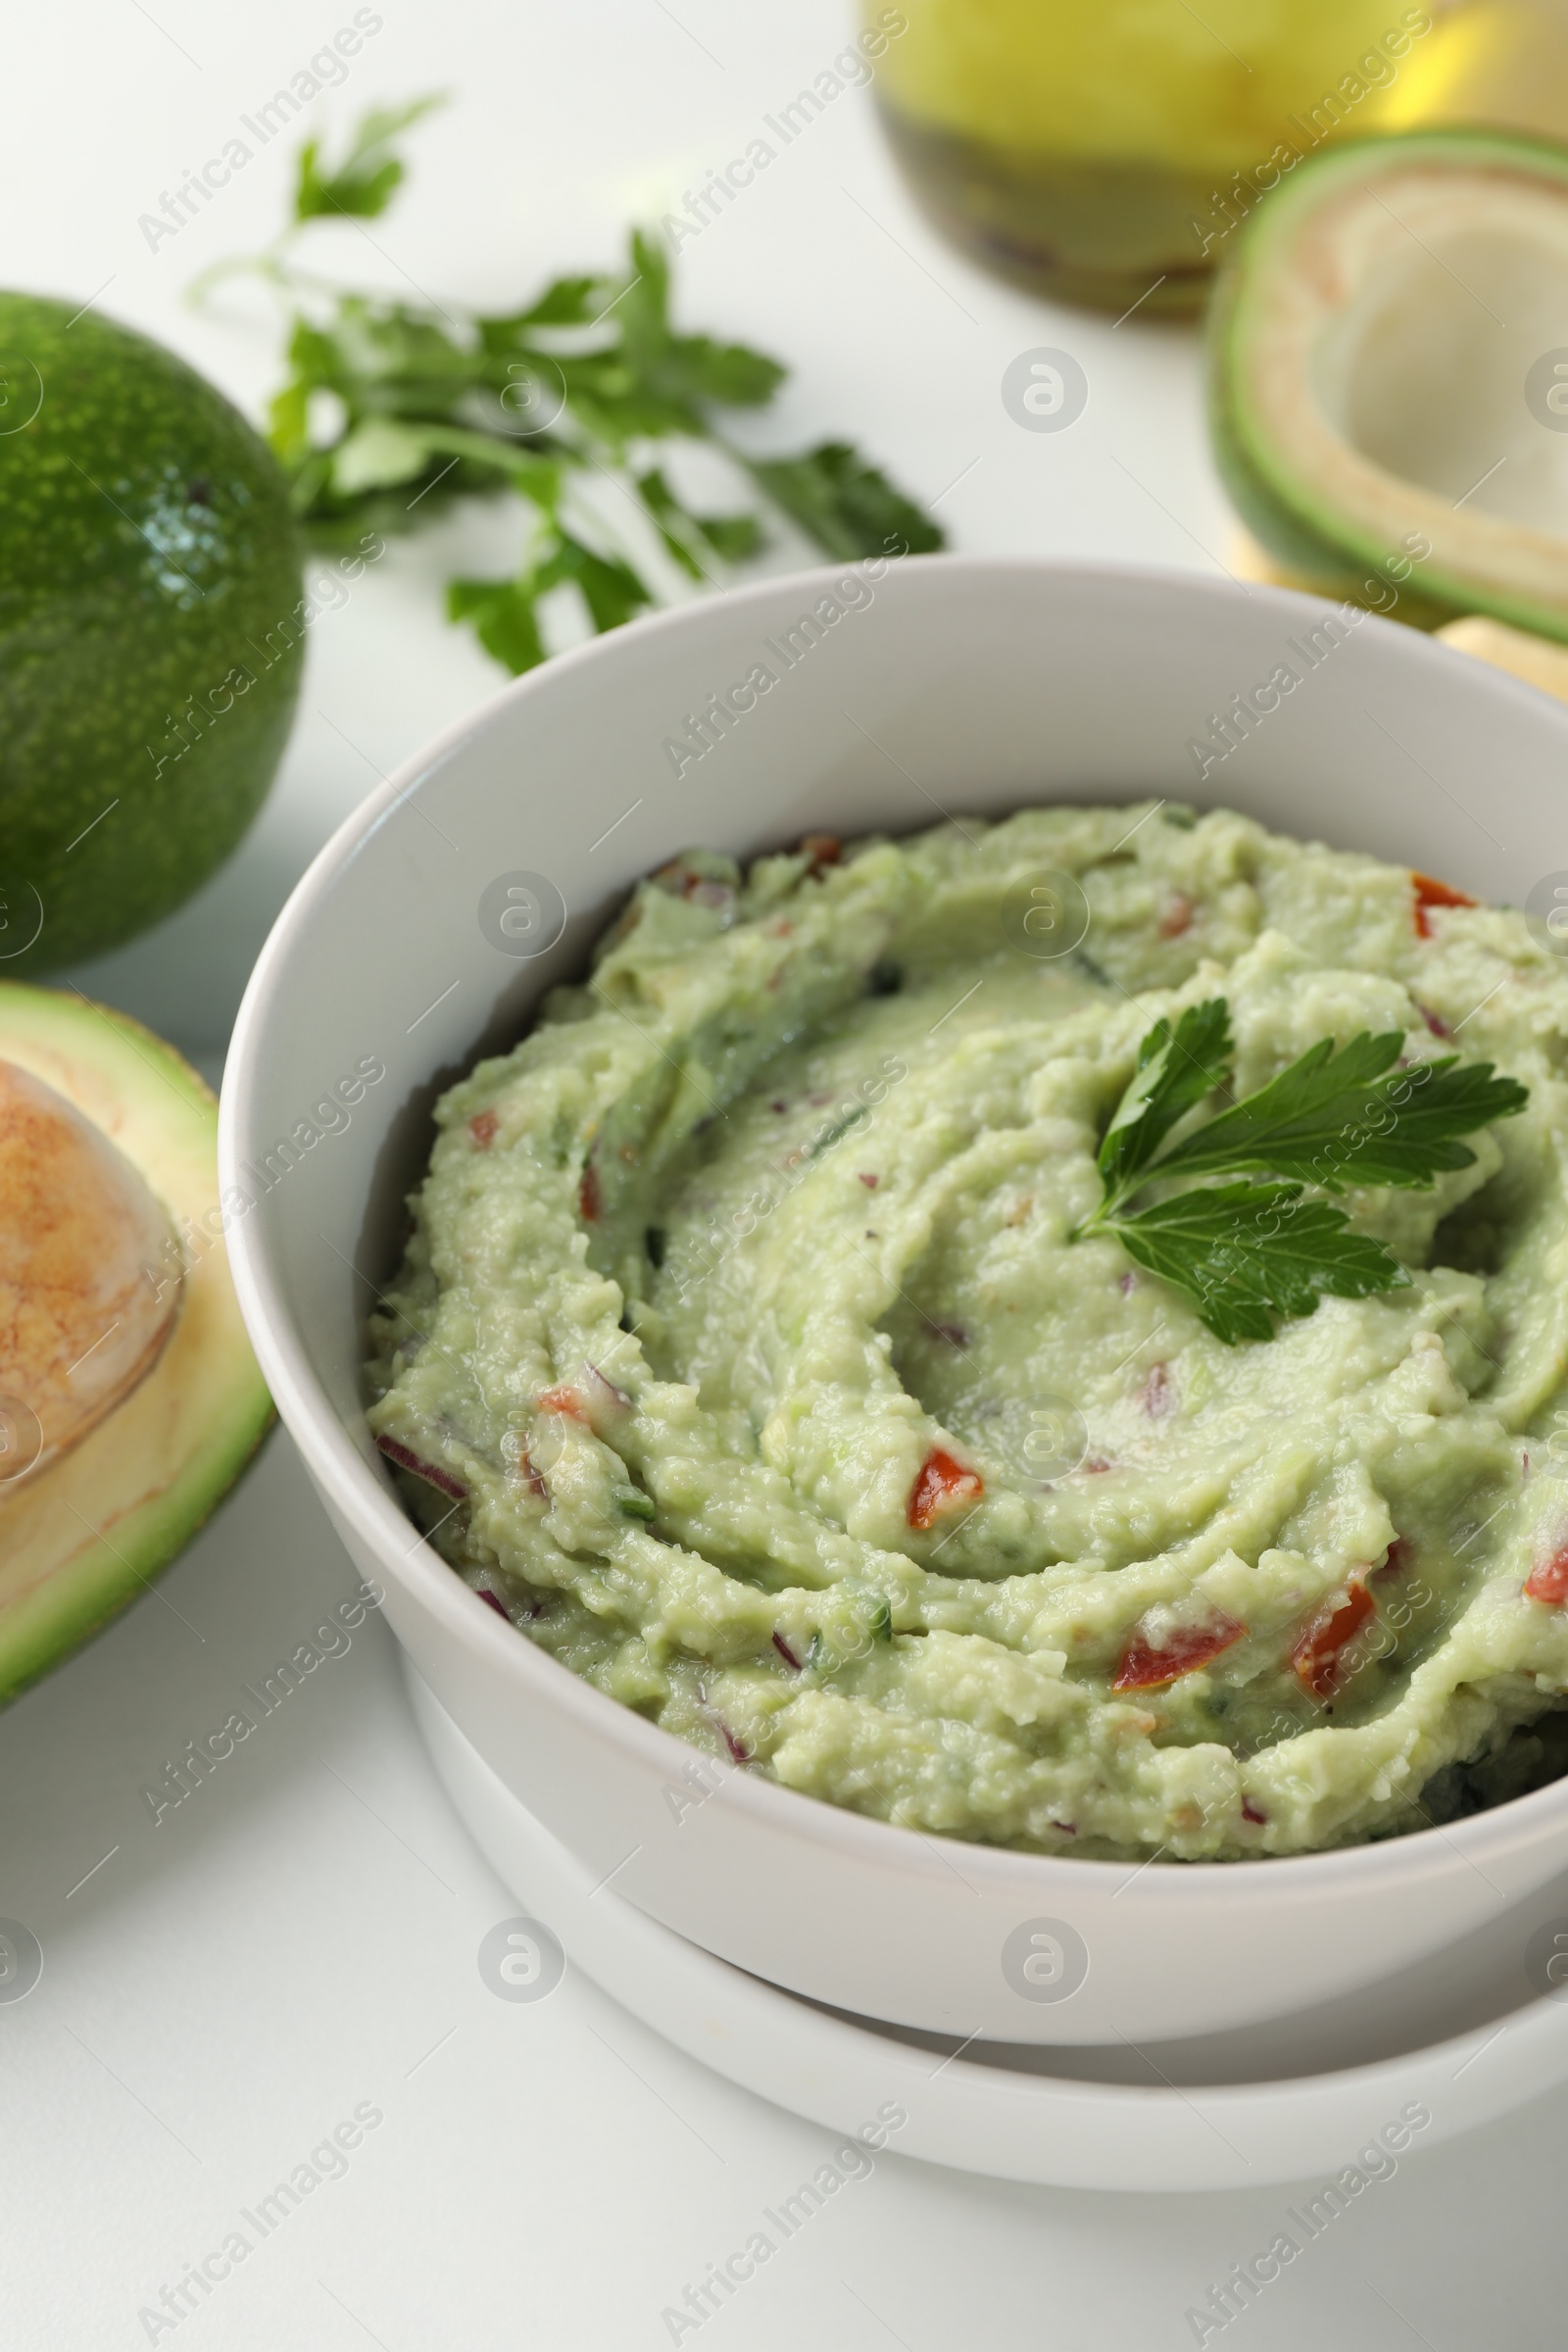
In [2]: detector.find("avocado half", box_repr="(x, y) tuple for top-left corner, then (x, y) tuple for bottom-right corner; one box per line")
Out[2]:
(0, 292), (305, 972)
(0, 985), (271, 1705)
(1210, 129), (1568, 640)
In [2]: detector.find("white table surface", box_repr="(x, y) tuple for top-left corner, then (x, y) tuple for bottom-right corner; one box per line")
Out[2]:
(5, 5), (1563, 2346)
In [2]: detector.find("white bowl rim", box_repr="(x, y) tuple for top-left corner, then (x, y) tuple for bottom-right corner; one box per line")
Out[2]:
(222, 550), (1568, 1901)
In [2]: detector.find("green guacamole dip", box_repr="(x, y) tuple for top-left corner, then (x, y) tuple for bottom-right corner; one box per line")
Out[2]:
(367, 805), (1568, 1859)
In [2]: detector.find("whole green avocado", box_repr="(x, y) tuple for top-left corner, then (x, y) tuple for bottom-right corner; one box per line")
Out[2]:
(0, 293), (305, 971)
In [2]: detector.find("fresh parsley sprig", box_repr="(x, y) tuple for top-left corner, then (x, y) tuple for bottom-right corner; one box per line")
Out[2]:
(1080, 999), (1527, 1344)
(193, 96), (942, 675)
(1094, 997), (1234, 1212)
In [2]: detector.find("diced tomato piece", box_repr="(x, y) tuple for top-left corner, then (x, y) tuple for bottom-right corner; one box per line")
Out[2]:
(907, 1447), (983, 1529)
(801, 831), (842, 875)
(1292, 1579), (1376, 1700)
(1112, 1608), (1245, 1691)
(537, 1386), (589, 1422)
(468, 1109), (498, 1147)
(1412, 872), (1477, 939)
(374, 1433), (467, 1500)
(1241, 1797), (1267, 1825)
(1524, 1545), (1568, 1605)
(578, 1162), (602, 1221)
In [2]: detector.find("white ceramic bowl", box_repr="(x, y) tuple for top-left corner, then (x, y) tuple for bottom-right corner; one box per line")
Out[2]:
(222, 556), (1568, 2047)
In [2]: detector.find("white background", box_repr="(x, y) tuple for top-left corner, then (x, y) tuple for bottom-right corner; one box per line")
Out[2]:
(2, 3), (1562, 2346)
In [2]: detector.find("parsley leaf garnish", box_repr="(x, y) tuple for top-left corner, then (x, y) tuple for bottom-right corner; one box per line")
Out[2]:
(1148, 1030), (1528, 1193)
(1082, 997), (1527, 1342)
(1096, 998), (1235, 1210)
(194, 98), (942, 676)
(1109, 1181), (1406, 1347)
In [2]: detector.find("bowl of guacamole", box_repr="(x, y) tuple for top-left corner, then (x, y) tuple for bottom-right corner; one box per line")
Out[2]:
(223, 557), (1568, 2043)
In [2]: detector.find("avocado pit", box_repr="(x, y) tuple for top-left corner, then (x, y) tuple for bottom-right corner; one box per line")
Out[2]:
(0, 1059), (180, 1484)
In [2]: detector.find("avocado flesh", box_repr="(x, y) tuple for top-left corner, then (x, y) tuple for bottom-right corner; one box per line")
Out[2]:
(1210, 130), (1568, 640)
(0, 292), (305, 972)
(0, 985), (272, 1706)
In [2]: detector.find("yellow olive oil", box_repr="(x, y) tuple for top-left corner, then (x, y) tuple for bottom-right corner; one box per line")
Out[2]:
(869, 0), (1568, 314)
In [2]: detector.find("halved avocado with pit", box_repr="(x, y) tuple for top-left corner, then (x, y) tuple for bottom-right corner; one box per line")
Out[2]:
(1210, 128), (1568, 639)
(0, 984), (271, 1705)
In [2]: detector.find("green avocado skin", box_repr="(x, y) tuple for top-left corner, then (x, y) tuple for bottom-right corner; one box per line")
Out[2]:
(1206, 245), (1466, 637)
(0, 293), (305, 971)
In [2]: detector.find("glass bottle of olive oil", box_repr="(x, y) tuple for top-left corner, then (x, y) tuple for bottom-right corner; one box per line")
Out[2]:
(869, 0), (1568, 316)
